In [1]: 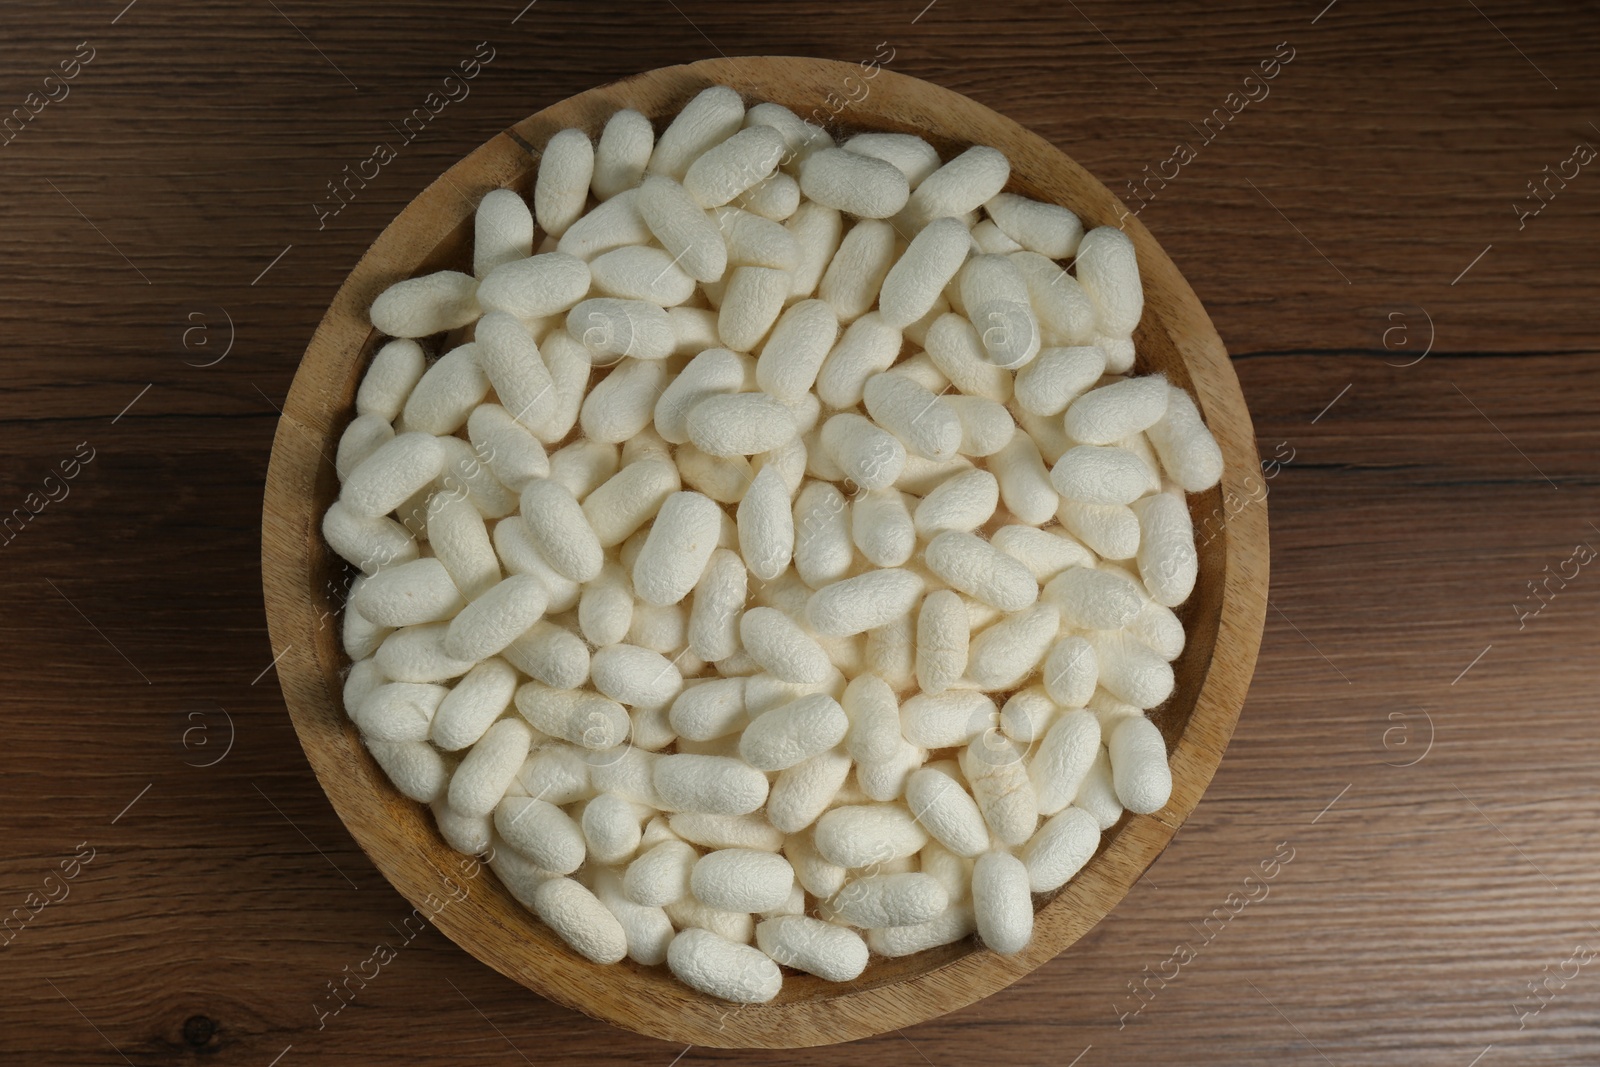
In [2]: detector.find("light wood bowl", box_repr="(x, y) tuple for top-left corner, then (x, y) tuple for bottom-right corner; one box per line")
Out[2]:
(261, 56), (1269, 1048)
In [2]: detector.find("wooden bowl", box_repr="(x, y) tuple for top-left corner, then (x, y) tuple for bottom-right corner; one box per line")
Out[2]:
(261, 56), (1269, 1048)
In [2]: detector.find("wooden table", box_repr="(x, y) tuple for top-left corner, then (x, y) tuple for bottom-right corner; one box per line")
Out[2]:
(2, 1), (1595, 1063)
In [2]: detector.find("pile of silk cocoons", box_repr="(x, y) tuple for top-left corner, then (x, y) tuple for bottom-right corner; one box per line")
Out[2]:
(324, 86), (1225, 1004)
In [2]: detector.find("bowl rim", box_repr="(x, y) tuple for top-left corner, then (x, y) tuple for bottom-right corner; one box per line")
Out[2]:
(261, 55), (1268, 1048)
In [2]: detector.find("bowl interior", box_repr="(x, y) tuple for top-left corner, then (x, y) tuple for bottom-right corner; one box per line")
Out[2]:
(261, 56), (1268, 1049)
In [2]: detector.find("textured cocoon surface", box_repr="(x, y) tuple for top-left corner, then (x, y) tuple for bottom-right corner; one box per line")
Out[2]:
(800, 147), (910, 218)
(667, 928), (782, 1004)
(370, 270), (480, 338)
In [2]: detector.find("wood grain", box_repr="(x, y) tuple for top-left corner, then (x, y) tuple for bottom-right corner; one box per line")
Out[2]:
(261, 55), (1265, 1047)
(2, 0), (1598, 1064)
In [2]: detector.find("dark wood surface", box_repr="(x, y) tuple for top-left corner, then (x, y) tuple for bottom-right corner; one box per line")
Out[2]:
(2, 1), (1596, 1063)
